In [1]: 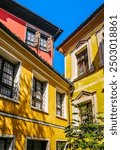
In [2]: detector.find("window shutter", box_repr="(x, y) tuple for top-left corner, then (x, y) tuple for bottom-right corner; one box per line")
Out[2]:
(13, 63), (21, 100)
(73, 105), (79, 126)
(34, 31), (40, 48)
(46, 37), (53, 52)
(42, 82), (47, 111)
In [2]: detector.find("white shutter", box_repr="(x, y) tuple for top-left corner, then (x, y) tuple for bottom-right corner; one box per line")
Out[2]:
(42, 82), (48, 112)
(13, 63), (21, 100)
(73, 105), (79, 126)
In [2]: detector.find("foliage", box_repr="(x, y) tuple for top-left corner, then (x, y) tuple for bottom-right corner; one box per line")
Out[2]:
(64, 103), (104, 150)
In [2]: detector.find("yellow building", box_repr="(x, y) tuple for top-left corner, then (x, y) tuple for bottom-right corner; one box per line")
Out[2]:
(0, 22), (72, 150)
(57, 4), (104, 124)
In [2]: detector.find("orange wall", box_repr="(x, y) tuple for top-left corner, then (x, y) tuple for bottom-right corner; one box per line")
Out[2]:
(0, 8), (53, 65)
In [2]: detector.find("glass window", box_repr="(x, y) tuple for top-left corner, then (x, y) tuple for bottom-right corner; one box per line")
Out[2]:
(56, 92), (64, 117)
(0, 137), (14, 150)
(0, 57), (15, 98)
(56, 141), (66, 150)
(40, 34), (48, 51)
(27, 139), (48, 150)
(79, 102), (93, 123)
(32, 78), (45, 110)
(77, 48), (88, 76)
(26, 28), (35, 46)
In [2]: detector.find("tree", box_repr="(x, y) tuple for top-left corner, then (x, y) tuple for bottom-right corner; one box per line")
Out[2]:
(65, 103), (104, 150)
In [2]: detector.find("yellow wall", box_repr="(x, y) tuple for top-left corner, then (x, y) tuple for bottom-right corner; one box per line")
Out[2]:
(65, 28), (104, 114)
(0, 29), (70, 150)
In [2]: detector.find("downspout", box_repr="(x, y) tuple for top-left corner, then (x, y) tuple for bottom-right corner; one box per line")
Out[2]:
(68, 86), (74, 150)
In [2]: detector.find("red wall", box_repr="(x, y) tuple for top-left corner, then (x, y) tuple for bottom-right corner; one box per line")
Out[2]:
(0, 8), (53, 65)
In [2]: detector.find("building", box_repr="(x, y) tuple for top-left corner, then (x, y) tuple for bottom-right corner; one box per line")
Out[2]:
(0, 0), (72, 150)
(0, 0), (63, 66)
(57, 4), (104, 125)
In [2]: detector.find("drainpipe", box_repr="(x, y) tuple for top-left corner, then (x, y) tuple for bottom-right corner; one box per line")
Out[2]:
(68, 86), (74, 150)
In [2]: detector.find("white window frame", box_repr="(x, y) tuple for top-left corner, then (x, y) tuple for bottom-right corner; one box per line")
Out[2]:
(31, 70), (48, 113)
(56, 140), (67, 150)
(0, 47), (22, 102)
(71, 40), (93, 81)
(72, 92), (97, 126)
(0, 134), (15, 150)
(56, 87), (67, 119)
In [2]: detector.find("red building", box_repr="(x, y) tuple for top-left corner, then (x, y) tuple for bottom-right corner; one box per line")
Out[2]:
(0, 0), (62, 65)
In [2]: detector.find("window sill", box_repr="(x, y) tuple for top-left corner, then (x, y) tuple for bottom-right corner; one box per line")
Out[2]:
(0, 94), (19, 104)
(31, 106), (49, 115)
(73, 66), (95, 82)
(56, 115), (67, 121)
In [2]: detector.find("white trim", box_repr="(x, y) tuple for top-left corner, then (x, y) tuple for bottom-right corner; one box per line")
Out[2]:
(0, 37), (69, 91)
(55, 89), (67, 119)
(55, 139), (67, 150)
(72, 92), (97, 124)
(0, 46), (22, 101)
(0, 111), (65, 129)
(71, 41), (92, 81)
(0, 134), (15, 150)
(31, 70), (49, 113)
(26, 137), (50, 150)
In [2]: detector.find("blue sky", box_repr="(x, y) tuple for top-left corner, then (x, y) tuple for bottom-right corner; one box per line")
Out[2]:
(16, 0), (104, 74)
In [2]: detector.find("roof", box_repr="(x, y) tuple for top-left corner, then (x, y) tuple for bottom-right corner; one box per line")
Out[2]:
(57, 4), (104, 50)
(0, 22), (72, 86)
(0, 0), (63, 41)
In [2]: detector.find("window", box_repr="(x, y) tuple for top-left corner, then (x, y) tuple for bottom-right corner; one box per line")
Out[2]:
(56, 92), (65, 117)
(27, 139), (48, 150)
(56, 141), (66, 150)
(78, 101), (93, 123)
(77, 48), (88, 76)
(26, 27), (52, 52)
(32, 77), (47, 111)
(26, 28), (35, 46)
(0, 137), (14, 150)
(0, 56), (19, 100)
(40, 34), (48, 51)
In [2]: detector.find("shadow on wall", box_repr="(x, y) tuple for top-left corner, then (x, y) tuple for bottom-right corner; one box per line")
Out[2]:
(0, 66), (55, 149)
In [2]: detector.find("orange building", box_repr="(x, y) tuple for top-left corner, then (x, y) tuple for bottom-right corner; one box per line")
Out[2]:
(0, 0), (63, 66)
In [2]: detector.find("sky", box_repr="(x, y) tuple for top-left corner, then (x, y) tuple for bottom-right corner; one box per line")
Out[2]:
(15, 0), (104, 74)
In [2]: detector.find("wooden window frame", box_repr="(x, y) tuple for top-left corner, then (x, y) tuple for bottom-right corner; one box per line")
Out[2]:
(56, 92), (64, 117)
(76, 48), (89, 76)
(26, 28), (36, 47)
(32, 77), (46, 110)
(79, 101), (93, 124)
(0, 56), (15, 98)
(56, 141), (66, 150)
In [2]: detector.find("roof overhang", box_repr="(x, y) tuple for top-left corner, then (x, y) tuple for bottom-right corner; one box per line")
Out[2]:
(0, 0), (63, 41)
(57, 4), (104, 54)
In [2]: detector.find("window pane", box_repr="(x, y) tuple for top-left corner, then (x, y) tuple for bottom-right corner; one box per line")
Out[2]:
(3, 62), (13, 75)
(26, 29), (35, 46)
(0, 86), (12, 98)
(40, 34), (47, 50)
(77, 49), (88, 76)
(2, 73), (13, 86)
(56, 92), (64, 116)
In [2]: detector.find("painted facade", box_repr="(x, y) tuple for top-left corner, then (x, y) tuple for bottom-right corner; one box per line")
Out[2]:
(57, 5), (104, 124)
(0, 0), (71, 150)
(0, 0), (62, 66)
